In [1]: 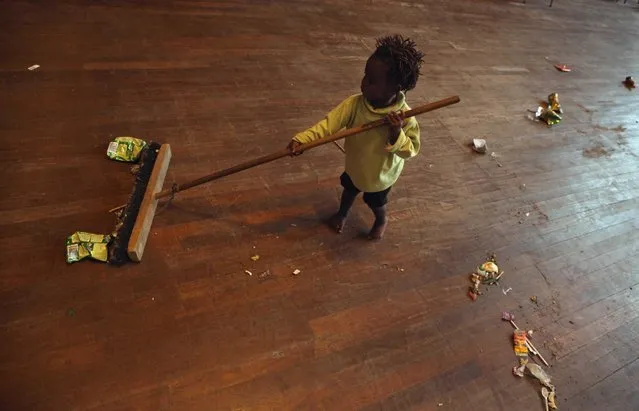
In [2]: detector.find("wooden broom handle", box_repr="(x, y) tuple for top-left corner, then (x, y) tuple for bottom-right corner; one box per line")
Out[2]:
(155, 95), (460, 199)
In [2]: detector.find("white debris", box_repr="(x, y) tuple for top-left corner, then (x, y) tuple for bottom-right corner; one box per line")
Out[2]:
(244, 270), (253, 276)
(472, 138), (487, 154)
(27, 64), (40, 71)
(293, 269), (301, 275)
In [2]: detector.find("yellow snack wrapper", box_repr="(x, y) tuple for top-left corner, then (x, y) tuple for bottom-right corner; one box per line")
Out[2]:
(106, 136), (147, 162)
(513, 330), (529, 357)
(66, 231), (111, 263)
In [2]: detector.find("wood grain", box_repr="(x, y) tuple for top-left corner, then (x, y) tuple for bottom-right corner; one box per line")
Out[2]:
(1, 0), (638, 410)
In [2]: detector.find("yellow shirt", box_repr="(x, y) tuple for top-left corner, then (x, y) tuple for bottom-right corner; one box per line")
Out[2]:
(293, 92), (420, 192)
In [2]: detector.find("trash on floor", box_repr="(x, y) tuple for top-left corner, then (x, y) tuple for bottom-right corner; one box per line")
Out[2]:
(547, 389), (558, 409)
(536, 106), (562, 125)
(293, 269), (301, 275)
(623, 76), (636, 90)
(548, 93), (563, 114)
(502, 287), (513, 295)
(526, 363), (553, 388)
(66, 231), (111, 263)
(506, 314), (556, 410)
(513, 330), (529, 359)
(489, 152), (503, 167)
(258, 270), (270, 279)
(106, 137), (148, 162)
(468, 255), (504, 300)
(534, 92), (563, 126)
(509, 318), (550, 366)
(502, 311), (515, 321)
(472, 138), (487, 154)
(476, 258), (503, 284)
(250, 255), (260, 261)
(530, 295), (538, 304)
(27, 64), (40, 71)
(553, 64), (571, 72)
(244, 270), (253, 276)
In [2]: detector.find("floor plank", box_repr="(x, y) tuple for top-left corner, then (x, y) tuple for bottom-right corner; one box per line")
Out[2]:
(1, 0), (639, 410)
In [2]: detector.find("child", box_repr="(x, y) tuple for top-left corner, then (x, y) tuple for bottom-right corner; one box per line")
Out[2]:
(287, 35), (424, 240)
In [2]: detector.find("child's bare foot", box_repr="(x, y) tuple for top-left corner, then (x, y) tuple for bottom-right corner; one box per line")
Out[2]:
(328, 213), (347, 233)
(367, 218), (388, 240)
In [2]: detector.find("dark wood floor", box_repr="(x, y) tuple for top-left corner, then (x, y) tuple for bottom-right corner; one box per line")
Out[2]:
(1, 0), (638, 410)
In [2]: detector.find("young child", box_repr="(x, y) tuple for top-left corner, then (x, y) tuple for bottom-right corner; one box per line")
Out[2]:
(287, 35), (424, 240)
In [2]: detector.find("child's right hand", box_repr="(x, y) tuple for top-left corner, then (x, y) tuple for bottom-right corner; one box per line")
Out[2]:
(287, 140), (303, 156)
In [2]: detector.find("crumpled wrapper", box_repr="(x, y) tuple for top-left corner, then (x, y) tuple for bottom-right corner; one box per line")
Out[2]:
(548, 92), (563, 114)
(535, 92), (563, 126)
(66, 231), (111, 263)
(476, 261), (503, 284)
(526, 363), (554, 389)
(106, 136), (147, 162)
(536, 106), (562, 126)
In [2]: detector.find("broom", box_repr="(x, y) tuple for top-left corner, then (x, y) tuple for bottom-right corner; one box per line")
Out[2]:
(109, 95), (460, 264)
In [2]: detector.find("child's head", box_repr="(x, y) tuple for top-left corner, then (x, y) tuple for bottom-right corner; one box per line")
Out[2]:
(361, 35), (424, 108)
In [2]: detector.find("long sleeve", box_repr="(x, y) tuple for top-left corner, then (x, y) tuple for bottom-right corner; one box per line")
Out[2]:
(292, 95), (359, 144)
(384, 117), (420, 159)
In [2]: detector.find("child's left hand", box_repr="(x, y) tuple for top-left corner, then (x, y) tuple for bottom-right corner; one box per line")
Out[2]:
(387, 111), (404, 144)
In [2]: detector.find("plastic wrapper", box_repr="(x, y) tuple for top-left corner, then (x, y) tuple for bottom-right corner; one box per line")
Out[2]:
(512, 364), (526, 377)
(476, 260), (503, 284)
(548, 390), (558, 409)
(66, 231), (111, 263)
(472, 138), (487, 154)
(548, 93), (563, 114)
(526, 363), (553, 388)
(554, 64), (571, 72)
(513, 330), (529, 358)
(106, 137), (147, 162)
(536, 106), (562, 126)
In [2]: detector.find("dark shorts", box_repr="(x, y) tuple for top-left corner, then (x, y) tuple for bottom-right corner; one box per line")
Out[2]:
(340, 172), (391, 208)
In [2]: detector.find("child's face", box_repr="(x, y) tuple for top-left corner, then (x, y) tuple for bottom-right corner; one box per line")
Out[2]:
(361, 56), (399, 108)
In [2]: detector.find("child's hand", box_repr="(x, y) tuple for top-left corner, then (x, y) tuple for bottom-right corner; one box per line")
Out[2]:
(287, 140), (303, 156)
(387, 111), (404, 144)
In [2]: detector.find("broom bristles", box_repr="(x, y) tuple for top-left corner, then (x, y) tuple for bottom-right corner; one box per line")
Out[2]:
(108, 142), (161, 264)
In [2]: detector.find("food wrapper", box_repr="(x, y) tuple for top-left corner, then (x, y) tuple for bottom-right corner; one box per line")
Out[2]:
(554, 64), (571, 72)
(476, 261), (503, 284)
(477, 261), (498, 276)
(548, 390), (558, 409)
(547, 390), (557, 409)
(106, 137), (147, 162)
(513, 364), (526, 377)
(526, 363), (554, 389)
(66, 231), (111, 263)
(536, 106), (562, 126)
(548, 92), (563, 114)
(513, 330), (529, 358)
(472, 138), (487, 154)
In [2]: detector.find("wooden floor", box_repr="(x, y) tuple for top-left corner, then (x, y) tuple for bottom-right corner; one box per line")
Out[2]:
(1, 0), (638, 409)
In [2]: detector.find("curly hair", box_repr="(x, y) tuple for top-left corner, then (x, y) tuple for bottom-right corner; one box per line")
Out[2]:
(372, 34), (424, 91)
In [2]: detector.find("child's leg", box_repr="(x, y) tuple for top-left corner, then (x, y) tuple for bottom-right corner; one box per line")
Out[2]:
(363, 187), (391, 240)
(367, 205), (388, 240)
(329, 173), (360, 233)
